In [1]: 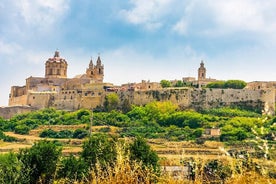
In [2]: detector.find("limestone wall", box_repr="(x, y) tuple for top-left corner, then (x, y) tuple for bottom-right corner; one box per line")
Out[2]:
(9, 95), (28, 106)
(27, 92), (54, 109)
(5, 87), (275, 117)
(0, 106), (37, 119)
(115, 88), (275, 115)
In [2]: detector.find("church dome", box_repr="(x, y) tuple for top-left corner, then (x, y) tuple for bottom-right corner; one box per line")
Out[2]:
(45, 51), (68, 78)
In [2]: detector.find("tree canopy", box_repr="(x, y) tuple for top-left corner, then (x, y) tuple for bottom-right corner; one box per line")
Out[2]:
(206, 80), (247, 89)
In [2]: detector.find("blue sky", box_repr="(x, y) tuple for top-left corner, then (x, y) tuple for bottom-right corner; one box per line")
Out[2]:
(1, 0), (276, 106)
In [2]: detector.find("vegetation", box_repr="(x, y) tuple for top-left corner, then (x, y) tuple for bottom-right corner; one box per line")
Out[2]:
(0, 102), (272, 144)
(104, 93), (120, 112)
(207, 80), (247, 89)
(39, 128), (88, 139)
(160, 79), (172, 88)
(0, 137), (275, 183)
(0, 102), (276, 183)
(17, 140), (62, 184)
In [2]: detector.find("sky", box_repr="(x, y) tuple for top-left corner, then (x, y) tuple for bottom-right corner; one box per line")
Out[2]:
(1, 0), (276, 106)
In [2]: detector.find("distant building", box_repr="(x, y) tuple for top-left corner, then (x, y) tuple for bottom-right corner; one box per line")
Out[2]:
(204, 128), (221, 137)
(181, 61), (216, 87)
(9, 51), (108, 110)
(2, 51), (275, 118)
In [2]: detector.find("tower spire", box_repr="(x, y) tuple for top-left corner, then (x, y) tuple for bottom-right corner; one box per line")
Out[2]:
(96, 54), (101, 66)
(89, 57), (94, 69)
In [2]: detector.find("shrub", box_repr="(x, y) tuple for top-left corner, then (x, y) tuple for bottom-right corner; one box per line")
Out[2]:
(81, 133), (117, 167)
(57, 154), (89, 181)
(129, 137), (160, 172)
(0, 130), (17, 142)
(0, 153), (30, 184)
(39, 129), (57, 138)
(73, 128), (88, 139)
(203, 159), (232, 183)
(14, 124), (30, 135)
(18, 140), (62, 184)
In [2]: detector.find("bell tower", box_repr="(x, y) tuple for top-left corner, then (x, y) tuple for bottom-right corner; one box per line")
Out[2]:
(198, 60), (206, 81)
(86, 55), (104, 83)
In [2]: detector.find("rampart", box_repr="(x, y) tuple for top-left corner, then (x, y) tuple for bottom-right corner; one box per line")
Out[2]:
(116, 88), (275, 115)
(0, 106), (37, 119)
(1, 88), (275, 119)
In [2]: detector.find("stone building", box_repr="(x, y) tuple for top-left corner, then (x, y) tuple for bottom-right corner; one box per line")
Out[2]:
(2, 52), (275, 118)
(9, 51), (108, 110)
(181, 61), (216, 87)
(85, 56), (104, 83)
(198, 61), (206, 81)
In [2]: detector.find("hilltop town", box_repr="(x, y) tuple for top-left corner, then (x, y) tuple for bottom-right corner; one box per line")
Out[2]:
(1, 51), (275, 118)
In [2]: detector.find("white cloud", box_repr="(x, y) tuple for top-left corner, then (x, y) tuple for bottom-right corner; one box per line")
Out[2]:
(17, 0), (69, 27)
(172, 18), (188, 35)
(207, 0), (276, 33)
(120, 0), (176, 30)
(121, 0), (276, 39)
(0, 40), (22, 56)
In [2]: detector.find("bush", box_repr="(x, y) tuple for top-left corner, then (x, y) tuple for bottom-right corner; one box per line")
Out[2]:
(57, 154), (89, 181)
(0, 153), (30, 184)
(0, 130), (17, 142)
(81, 133), (117, 167)
(203, 160), (232, 182)
(14, 124), (30, 135)
(18, 140), (62, 184)
(206, 80), (246, 89)
(73, 128), (88, 139)
(129, 137), (159, 172)
(39, 129), (57, 138)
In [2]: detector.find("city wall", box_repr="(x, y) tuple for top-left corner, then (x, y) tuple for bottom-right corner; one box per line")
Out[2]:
(0, 106), (37, 119)
(116, 88), (275, 115)
(1, 88), (275, 119)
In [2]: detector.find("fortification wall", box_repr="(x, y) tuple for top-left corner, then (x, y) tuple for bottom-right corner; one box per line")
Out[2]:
(5, 88), (275, 117)
(27, 92), (54, 109)
(9, 95), (28, 106)
(115, 88), (275, 115)
(0, 106), (37, 119)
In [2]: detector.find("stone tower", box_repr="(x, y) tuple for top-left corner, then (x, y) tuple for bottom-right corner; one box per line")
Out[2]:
(86, 56), (104, 83)
(45, 51), (68, 78)
(198, 60), (206, 81)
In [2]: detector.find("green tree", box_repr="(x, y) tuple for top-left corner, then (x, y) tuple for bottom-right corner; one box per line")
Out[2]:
(206, 81), (225, 88)
(121, 99), (132, 113)
(18, 140), (61, 184)
(160, 80), (171, 88)
(174, 80), (184, 87)
(104, 93), (119, 112)
(14, 124), (30, 135)
(224, 80), (247, 89)
(57, 154), (89, 181)
(129, 137), (159, 171)
(81, 133), (116, 167)
(73, 128), (88, 139)
(0, 152), (30, 184)
(207, 80), (247, 89)
(145, 101), (178, 121)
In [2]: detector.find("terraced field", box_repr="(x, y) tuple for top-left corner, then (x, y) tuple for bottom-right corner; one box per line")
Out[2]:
(1, 125), (228, 165)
